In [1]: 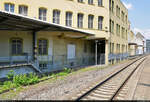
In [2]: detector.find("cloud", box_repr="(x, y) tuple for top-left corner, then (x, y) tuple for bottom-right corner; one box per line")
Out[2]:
(123, 2), (133, 10)
(133, 28), (150, 39)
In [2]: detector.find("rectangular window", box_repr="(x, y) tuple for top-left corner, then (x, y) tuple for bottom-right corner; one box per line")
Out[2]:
(19, 5), (28, 16)
(11, 38), (23, 55)
(53, 10), (60, 24)
(38, 39), (48, 55)
(88, 0), (93, 5)
(39, 8), (47, 21)
(67, 44), (76, 59)
(98, 0), (103, 6)
(98, 16), (103, 30)
(66, 12), (72, 27)
(111, 21), (114, 33)
(5, 3), (14, 12)
(88, 15), (94, 29)
(112, 1), (114, 12)
(77, 13), (83, 28)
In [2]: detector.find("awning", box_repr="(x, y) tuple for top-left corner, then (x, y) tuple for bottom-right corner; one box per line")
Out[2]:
(0, 10), (94, 36)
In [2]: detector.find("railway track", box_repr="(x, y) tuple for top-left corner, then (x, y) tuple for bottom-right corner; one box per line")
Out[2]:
(75, 56), (146, 100)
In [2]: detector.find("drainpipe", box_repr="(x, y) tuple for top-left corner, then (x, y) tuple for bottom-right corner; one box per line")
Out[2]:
(95, 40), (98, 65)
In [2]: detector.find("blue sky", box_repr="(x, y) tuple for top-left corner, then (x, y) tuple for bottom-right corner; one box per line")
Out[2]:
(121, 0), (150, 39)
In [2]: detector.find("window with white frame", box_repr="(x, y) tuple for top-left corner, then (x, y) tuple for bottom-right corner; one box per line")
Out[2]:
(53, 10), (60, 24)
(88, 0), (93, 5)
(11, 38), (23, 55)
(19, 5), (28, 16)
(66, 12), (72, 27)
(98, 0), (103, 6)
(5, 3), (14, 13)
(77, 13), (83, 28)
(39, 8), (47, 21)
(98, 16), (103, 30)
(38, 39), (48, 55)
(67, 44), (76, 59)
(88, 15), (94, 29)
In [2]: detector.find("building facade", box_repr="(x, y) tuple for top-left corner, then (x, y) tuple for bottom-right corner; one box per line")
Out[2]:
(146, 40), (150, 54)
(0, 0), (129, 78)
(128, 30), (137, 56)
(109, 0), (129, 64)
(135, 32), (146, 55)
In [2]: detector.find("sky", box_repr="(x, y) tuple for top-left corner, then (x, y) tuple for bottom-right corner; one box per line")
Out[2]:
(121, 0), (150, 39)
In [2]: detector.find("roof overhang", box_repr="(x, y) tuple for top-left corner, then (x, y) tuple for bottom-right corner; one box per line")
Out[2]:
(0, 10), (94, 36)
(128, 43), (137, 45)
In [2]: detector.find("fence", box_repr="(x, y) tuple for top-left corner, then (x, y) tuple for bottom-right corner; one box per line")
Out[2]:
(0, 53), (32, 66)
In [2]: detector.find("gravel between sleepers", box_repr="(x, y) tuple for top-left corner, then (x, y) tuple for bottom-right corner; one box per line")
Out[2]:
(1, 59), (135, 100)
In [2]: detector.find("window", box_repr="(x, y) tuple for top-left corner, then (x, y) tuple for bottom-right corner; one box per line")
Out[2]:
(39, 8), (47, 21)
(53, 10), (60, 24)
(77, 13), (83, 28)
(111, 21), (114, 33)
(98, 0), (103, 6)
(11, 38), (23, 55)
(88, 0), (93, 5)
(19, 5), (28, 16)
(88, 15), (94, 29)
(66, 12), (72, 27)
(5, 3), (14, 12)
(78, 0), (83, 3)
(112, 1), (114, 12)
(67, 44), (76, 59)
(38, 39), (48, 55)
(98, 16), (103, 30)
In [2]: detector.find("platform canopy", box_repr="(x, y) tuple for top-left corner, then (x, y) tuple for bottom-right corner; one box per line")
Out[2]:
(0, 11), (94, 35)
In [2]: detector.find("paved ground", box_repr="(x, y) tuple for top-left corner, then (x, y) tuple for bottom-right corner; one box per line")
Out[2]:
(133, 55), (150, 100)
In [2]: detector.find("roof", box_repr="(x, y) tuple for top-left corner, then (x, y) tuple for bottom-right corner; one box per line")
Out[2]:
(0, 10), (94, 35)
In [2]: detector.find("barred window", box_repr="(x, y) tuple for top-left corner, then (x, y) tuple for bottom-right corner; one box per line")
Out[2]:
(66, 12), (72, 27)
(5, 3), (14, 13)
(38, 39), (48, 55)
(98, 16), (103, 30)
(98, 0), (103, 6)
(53, 10), (60, 24)
(11, 38), (23, 55)
(39, 8), (47, 21)
(88, 0), (93, 5)
(77, 13), (83, 28)
(88, 15), (94, 29)
(19, 5), (28, 16)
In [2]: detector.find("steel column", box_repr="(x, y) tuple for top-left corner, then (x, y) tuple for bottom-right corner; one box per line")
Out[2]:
(95, 40), (98, 65)
(33, 31), (38, 61)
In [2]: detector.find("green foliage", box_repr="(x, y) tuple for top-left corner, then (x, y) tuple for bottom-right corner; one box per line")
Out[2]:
(0, 72), (39, 94)
(64, 68), (71, 74)
(13, 73), (39, 86)
(6, 70), (15, 80)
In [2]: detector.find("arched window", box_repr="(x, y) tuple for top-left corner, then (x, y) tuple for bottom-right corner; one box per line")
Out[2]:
(11, 38), (23, 55)
(38, 39), (48, 55)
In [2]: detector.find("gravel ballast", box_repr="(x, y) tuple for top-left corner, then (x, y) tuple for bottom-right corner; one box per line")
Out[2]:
(0, 60), (134, 100)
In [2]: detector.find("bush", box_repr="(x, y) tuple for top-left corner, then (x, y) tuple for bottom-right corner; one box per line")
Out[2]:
(6, 70), (15, 80)
(13, 73), (39, 86)
(64, 68), (71, 74)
